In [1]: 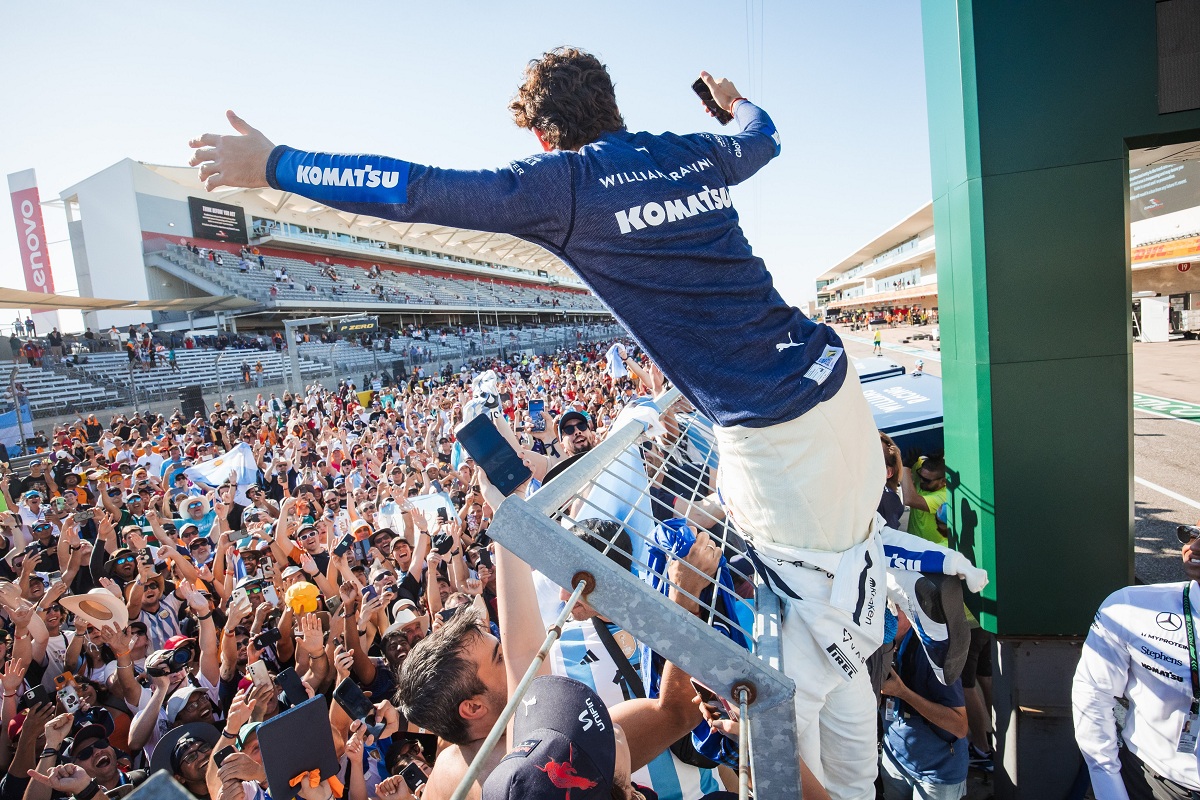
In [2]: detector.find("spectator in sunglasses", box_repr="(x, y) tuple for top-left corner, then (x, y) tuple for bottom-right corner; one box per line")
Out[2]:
(558, 410), (597, 457)
(175, 497), (216, 539)
(188, 537), (214, 568)
(64, 724), (127, 793)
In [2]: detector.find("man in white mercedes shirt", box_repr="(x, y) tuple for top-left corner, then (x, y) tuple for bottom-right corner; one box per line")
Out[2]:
(1073, 524), (1200, 799)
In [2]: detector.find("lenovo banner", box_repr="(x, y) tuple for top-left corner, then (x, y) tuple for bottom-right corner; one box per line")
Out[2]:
(7, 169), (55, 294)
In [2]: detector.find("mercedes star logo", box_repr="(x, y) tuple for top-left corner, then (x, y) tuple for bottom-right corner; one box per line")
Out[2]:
(1157, 612), (1183, 632)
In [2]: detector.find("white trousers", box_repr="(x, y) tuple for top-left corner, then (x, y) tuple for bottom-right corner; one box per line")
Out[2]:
(712, 363), (883, 554)
(714, 365), (884, 800)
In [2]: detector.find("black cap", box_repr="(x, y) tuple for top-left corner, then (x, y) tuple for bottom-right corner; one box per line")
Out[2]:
(558, 410), (590, 431)
(481, 676), (614, 800)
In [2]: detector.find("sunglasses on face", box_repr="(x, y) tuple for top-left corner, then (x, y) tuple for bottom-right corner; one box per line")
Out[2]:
(244, 585), (263, 595)
(181, 740), (213, 766)
(297, 531), (317, 542)
(560, 422), (588, 434)
(1178, 525), (1200, 545)
(114, 556), (135, 566)
(72, 738), (110, 761)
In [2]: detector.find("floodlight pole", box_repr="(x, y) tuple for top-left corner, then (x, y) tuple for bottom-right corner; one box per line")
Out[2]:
(127, 361), (140, 415)
(473, 280), (484, 357)
(8, 367), (27, 456)
(283, 316), (330, 395)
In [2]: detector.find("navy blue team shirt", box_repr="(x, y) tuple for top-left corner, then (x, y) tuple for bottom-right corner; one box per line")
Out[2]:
(266, 100), (847, 428)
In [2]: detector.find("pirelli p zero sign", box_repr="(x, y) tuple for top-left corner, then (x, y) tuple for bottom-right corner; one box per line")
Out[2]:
(335, 317), (378, 335)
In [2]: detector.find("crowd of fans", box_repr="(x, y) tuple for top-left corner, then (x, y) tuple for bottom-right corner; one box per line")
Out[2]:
(0, 321), (1009, 800)
(0, 337), (770, 800)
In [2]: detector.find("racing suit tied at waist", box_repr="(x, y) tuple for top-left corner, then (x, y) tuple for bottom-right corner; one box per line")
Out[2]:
(748, 520), (887, 681)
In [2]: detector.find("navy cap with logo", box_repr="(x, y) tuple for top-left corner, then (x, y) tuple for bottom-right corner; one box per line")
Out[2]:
(482, 676), (614, 800)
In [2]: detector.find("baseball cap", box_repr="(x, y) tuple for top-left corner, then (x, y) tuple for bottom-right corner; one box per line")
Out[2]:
(481, 676), (615, 800)
(559, 410), (590, 431)
(165, 685), (207, 724)
(65, 723), (109, 760)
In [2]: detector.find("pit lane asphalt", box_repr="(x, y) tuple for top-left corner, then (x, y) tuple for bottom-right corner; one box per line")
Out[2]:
(830, 324), (1200, 584)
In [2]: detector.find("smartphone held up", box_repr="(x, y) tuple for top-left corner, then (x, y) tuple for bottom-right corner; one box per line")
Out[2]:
(691, 78), (732, 125)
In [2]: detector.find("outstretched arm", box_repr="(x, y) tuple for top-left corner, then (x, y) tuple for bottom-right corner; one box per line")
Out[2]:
(188, 113), (571, 242)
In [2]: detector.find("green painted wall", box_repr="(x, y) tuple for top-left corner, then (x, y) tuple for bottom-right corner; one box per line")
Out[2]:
(920, 0), (1200, 634)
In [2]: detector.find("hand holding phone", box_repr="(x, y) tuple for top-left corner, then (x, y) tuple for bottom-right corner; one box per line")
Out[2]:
(246, 660), (273, 690)
(691, 76), (734, 125)
(333, 678), (385, 739)
(401, 762), (428, 793)
(454, 414), (531, 497)
(690, 678), (733, 720)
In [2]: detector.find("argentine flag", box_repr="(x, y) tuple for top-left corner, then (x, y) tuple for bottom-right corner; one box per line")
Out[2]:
(184, 442), (259, 506)
(0, 403), (33, 455)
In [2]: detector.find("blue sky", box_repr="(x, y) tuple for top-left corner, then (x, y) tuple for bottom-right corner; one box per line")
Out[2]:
(0, 1), (931, 325)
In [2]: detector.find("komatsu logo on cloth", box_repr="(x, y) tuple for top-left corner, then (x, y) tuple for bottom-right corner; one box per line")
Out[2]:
(614, 185), (731, 234)
(295, 164), (401, 189)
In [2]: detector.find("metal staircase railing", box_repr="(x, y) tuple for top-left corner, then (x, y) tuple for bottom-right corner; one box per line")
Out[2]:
(477, 387), (803, 799)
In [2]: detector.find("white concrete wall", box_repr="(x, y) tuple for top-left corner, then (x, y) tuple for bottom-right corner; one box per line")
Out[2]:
(61, 160), (152, 330)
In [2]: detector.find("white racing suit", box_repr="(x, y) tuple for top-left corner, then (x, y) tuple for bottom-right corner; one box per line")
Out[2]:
(716, 369), (988, 799)
(1073, 581), (1200, 799)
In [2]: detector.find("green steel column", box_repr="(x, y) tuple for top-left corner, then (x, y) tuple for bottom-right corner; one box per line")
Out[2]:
(920, 0), (1200, 635)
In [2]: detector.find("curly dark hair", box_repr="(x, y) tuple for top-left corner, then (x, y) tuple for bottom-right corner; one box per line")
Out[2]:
(509, 47), (625, 151)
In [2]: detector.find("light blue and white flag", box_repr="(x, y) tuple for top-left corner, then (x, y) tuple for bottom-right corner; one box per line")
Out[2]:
(0, 404), (32, 455)
(184, 442), (259, 505)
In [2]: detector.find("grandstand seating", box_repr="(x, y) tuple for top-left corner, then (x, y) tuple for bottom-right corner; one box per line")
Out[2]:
(154, 245), (606, 313)
(71, 348), (327, 401)
(2, 363), (122, 414)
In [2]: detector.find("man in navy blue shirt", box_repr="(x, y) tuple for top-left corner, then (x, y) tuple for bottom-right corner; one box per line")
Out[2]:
(189, 48), (885, 798)
(880, 612), (969, 799)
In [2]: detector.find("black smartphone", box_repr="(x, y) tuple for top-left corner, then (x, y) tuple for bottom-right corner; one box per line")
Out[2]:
(437, 607), (456, 623)
(18, 686), (52, 711)
(361, 585), (378, 603)
(254, 628), (282, 649)
(333, 534), (353, 557)
(332, 678), (385, 738)
(213, 746), (236, 768)
(400, 762), (427, 793)
(274, 667), (308, 707)
(436, 507), (449, 524)
(454, 415), (532, 497)
(691, 78), (733, 125)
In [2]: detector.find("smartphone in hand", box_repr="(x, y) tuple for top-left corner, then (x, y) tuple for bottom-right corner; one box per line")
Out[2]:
(691, 78), (733, 125)
(332, 678), (385, 739)
(454, 414), (532, 496)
